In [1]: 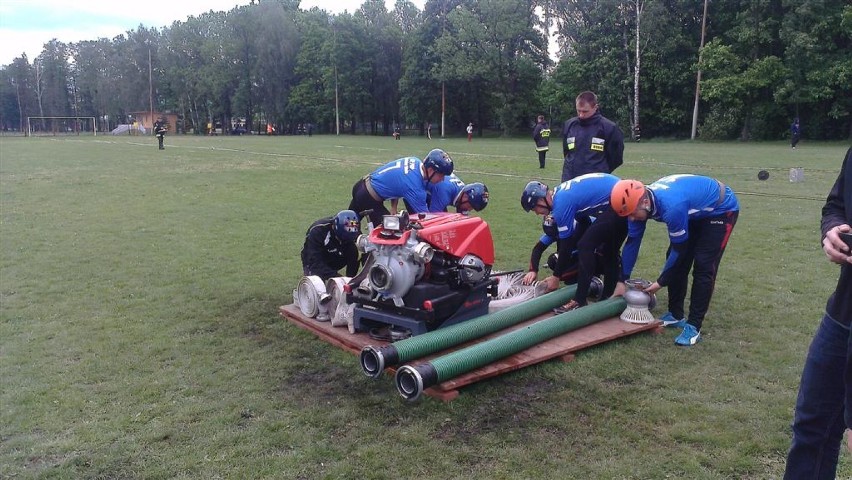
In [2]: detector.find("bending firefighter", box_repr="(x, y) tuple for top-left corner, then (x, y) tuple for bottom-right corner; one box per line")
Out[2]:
(301, 210), (362, 282)
(427, 173), (489, 214)
(349, 149), (454, 229)
(520, 173), (627, 312)
(611, 175), (739, 346)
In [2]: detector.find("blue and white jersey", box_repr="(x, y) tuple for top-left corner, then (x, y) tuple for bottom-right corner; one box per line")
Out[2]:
(368, 157), (430, 213)
(551, 173), (620, 239)
(622, 174), (740, 278)
(428, 173), (465, 212)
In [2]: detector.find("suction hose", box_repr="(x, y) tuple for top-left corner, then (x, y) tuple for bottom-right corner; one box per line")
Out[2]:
(359, 285), (578, 378)
(394, 297), (627, 401)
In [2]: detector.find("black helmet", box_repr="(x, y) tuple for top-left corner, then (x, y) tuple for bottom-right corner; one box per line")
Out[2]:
(520, 181), (548, 212)
(333, 210), (361, 242)
(455, 183), (489, 212)
(423, 149), (454, 175)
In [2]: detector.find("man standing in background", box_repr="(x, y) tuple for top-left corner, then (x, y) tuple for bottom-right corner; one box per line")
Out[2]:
(561, 91), (624, 182)
(532, 115), (551, 169)
(791, 117), (801, 149)
(154, 118), (167, 150)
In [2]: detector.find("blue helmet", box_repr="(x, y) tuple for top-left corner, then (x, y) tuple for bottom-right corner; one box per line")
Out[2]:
(520, 181), (548, 212)
(542, 214), (557, 238)
(333, 210), (361, 242)
(423, 149), (454, 175)
(454, 183), (489, 212)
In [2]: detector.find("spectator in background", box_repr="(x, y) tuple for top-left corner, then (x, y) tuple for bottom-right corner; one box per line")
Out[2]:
(791, 117), (801, 149)
(532, 115), (551, 169)
(467, 122), (473, 142)
(561, 91), (624, 182)
(154, 118), (167, 150)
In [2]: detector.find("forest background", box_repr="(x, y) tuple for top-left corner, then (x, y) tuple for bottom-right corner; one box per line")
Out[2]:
(0, 0), (850, 141)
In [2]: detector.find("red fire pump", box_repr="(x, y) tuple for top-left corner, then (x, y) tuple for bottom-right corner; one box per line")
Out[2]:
(346, 211), (498, 337)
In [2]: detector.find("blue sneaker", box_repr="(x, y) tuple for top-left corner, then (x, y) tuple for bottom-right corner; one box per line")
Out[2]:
(660, 312), (686, 328)
(675, 324), (701, 346)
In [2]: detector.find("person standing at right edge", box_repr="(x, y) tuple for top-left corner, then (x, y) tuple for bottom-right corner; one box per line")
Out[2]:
(561, 91), (624, 182)
(532, 115), (551, 169)
(785, 147), (852, 480)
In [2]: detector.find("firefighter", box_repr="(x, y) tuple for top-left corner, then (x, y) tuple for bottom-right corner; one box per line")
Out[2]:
(427, 174), (489, 214)
(520, 173), (627, 312)
(348, 149), (454, 229)
(611, 174), (739, 346)
(154, 118), (167, 150)
(300, 210), (361, 281)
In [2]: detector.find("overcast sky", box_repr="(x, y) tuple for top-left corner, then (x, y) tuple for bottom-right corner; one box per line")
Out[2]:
(0, 0), (423, 67)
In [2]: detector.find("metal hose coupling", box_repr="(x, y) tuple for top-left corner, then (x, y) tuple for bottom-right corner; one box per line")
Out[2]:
(395, 363), (438, 401)
(359, 345), (399, 378)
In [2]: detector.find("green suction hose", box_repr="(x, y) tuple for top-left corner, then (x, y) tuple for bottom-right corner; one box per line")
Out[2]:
(360, 285), (578, 377)
(395, 297), (627, 401)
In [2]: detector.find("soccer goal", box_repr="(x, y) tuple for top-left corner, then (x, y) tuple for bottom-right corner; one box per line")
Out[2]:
(26, 116), (97, 137)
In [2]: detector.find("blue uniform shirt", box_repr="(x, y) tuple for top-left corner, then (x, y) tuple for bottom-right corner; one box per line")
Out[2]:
(428, 174), (465, 212)
(551, 173), (621, 239)
(622, 174), (740, 279)
(368, 157), (431, 213)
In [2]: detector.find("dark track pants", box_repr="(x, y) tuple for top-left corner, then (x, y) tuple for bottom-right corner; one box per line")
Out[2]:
(573, 209), (627, 306)
(348, 178), (388, 229)
(666, 211), (738, 330)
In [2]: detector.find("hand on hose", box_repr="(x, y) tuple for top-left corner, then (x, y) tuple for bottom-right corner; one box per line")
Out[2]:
(522, 271), (538, 285)
(612, 281), (627, 297)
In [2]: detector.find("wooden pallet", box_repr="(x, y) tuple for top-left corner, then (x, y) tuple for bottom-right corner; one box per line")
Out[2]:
(279, 304), (663, 401)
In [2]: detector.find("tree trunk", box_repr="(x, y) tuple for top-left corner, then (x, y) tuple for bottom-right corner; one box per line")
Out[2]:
(632, 0), (641, 140)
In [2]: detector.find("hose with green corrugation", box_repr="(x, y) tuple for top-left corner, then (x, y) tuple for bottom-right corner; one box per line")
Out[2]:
(394, 297), (627, 401)
(359, 285), (578, 377)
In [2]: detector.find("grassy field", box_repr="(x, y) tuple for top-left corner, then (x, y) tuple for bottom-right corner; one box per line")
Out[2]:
(1, 132), (850, 479)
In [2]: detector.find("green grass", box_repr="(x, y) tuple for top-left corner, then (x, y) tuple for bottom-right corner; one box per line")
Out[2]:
(1, 133), (850, 478)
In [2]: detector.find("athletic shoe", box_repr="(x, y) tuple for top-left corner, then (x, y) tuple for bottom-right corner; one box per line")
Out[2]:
(659, 312), (686, 328)
(553, 301), (581, 314)
(674, 324), (701, 346)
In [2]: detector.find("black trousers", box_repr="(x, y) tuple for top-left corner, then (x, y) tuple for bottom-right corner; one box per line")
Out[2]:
(666, 211), (738, 329)
(348, 178), (388, 229)
(537, 150), (547, 168)
(573, 209), (627, 305)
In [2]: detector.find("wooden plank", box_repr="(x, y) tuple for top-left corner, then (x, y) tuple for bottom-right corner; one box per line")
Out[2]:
(279, 304), (662, 401)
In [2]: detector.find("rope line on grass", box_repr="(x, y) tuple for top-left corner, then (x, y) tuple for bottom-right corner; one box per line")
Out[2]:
(90, 138), (833, 202)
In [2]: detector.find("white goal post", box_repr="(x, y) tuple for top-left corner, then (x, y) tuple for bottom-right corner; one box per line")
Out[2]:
(27, 116), (97, 137)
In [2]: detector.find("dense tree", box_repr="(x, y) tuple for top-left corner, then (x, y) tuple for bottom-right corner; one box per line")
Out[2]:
(1, 0), (849, 140)
(288, 8), (334, 132)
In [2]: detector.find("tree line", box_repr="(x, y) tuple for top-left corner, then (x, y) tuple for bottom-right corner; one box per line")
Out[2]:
(0, 0), (849, 140)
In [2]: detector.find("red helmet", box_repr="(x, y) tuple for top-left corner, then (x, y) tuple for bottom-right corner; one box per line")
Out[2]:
(611, 179), (646, 216)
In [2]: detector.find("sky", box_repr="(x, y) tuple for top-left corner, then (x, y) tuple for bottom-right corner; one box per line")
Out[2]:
(0, 0), (423, 67)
